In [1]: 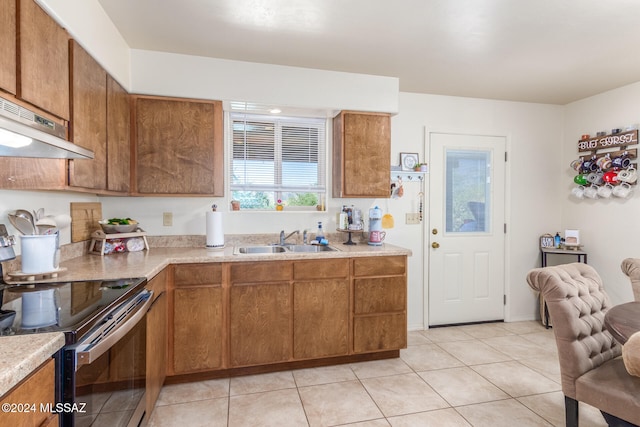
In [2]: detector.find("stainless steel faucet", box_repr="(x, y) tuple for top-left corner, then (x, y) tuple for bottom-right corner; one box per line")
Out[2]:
(279, 229), (299, 245)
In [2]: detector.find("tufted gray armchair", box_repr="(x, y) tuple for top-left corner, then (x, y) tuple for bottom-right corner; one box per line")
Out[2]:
(620, 258), (640, 301)
(527, 262), (640, 427)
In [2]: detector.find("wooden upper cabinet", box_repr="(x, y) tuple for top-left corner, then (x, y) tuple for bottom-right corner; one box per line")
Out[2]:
(332, 111), (391, 198)
(69, 40), (107, 190)
(0, 0), (17, 94)
(131, 96), (224, 196)
(106, 75), (130, 192)
(18, 0), (70, 120)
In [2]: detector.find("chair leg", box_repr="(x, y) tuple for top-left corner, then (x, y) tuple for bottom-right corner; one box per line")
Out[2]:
(565, 396), (579, 427)
(601, 411), (639, 427)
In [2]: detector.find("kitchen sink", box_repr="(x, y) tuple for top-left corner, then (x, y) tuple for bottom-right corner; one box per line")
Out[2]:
(233, 244), (338, 255)
(282, 244), (337, 253)
(236, 246), (288, 254)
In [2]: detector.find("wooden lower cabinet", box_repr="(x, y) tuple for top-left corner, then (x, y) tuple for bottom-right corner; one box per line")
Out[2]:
(165, 256), (406, 377)
(146, 269), (167, 418)
(171, 264), (224, 375)
(229, 261), (292, 367)
(293, 259), (349, 359)
(0, 358), (57, 427)
(352, 256), (407, 353)
(230, 282), (291, 366)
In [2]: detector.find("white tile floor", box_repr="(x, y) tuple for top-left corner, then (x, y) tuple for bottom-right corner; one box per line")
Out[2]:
(148, 321), (609, 427)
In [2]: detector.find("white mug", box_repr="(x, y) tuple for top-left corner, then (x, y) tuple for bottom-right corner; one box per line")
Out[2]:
(571, 185), (586, 199)
(618, 167), (637, 184)
(584, 185), (599, 199)
(613, 182), (633, 198)
(597, 183), (614, 198)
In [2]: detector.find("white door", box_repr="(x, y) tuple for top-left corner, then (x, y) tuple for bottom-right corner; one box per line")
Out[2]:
(428, 132), (506, 326)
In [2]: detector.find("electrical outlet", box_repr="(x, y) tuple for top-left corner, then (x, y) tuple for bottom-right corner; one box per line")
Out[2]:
(163, 212), (173, 226)
(405, 213), (421, 224)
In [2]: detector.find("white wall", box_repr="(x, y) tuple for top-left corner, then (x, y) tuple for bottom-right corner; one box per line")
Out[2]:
(394, 93), (565, 324)
(562, 82), (640, 305)
(130, 50), (399, 114)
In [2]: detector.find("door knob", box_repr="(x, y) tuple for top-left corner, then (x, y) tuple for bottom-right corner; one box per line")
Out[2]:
(431, 242), (440, 249)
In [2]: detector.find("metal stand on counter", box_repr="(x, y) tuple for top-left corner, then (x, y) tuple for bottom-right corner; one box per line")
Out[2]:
(539, 247), (588, 328)
(336, 228), (364, 245)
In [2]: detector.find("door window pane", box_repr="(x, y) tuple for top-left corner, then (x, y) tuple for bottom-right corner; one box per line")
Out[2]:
(445, 149), (491, 233)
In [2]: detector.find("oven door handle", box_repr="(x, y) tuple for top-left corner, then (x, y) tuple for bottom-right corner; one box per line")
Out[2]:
(75, 290), (153, 369)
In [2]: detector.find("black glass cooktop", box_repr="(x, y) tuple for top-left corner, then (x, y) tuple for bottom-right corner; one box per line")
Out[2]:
(0, 278), (146, 340)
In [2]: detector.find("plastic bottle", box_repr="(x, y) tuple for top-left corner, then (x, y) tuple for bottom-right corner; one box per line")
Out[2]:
(338, 206), (348, 230)
(316, 221), (325, 242)
(554, 232), (561, 248)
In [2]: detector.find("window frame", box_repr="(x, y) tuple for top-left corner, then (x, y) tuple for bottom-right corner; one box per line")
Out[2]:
(228, 112), (328, 211)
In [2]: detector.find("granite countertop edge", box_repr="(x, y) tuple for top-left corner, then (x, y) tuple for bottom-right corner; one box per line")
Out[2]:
(0, 332), (65, 397)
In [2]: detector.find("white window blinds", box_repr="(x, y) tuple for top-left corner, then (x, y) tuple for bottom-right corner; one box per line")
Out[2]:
(230, 113), (326, 194)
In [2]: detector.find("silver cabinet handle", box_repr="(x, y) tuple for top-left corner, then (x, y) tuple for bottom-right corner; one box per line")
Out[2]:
(75, 290), (153, 369)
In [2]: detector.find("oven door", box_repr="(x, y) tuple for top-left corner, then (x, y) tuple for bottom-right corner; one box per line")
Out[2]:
(62, 289), (152, 427)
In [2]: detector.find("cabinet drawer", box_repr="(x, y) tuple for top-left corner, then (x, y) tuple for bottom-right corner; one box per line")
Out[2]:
(174, 263), (222, 286)
(354, 277), (406, 314)
(294, 259), (349, 280)
(353, 256), (406, 277)
(230, 261), (291, 284)
(353, 313), (407, 353)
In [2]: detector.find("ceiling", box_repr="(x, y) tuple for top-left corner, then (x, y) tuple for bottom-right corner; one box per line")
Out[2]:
(97, 0), (640, 105)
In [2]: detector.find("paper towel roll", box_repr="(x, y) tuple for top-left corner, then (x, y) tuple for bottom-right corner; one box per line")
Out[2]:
(206, 211), (225, 248)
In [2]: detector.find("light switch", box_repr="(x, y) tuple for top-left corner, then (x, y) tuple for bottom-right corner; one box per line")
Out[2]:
(405, 213), (421, 224)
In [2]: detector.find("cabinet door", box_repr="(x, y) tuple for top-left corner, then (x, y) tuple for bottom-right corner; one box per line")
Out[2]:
(0, 158), (66, 190)
(69, 40), (107, 190)
(18, 0), (69, 120)
(106, 75), (130, 192)
(0, 0), (16, 94)
(230, 282), (291, 366)
(0, 358), (55, 427)
(132, 96), (224, 196)
(173, 286), (223, 373)
(332, 111), (390, 197)
(294, 279), (349, 359)
(146, 287), (167, 417)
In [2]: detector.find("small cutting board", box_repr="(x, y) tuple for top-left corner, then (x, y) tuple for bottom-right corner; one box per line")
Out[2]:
(70, 202), (102, 242)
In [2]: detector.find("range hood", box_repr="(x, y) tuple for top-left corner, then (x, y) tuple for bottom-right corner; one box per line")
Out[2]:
(0, 96), (94, 159)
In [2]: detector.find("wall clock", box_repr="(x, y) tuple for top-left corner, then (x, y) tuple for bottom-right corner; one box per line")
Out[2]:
(540, 234), (555, 249)
(400, 152), (419, 171)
